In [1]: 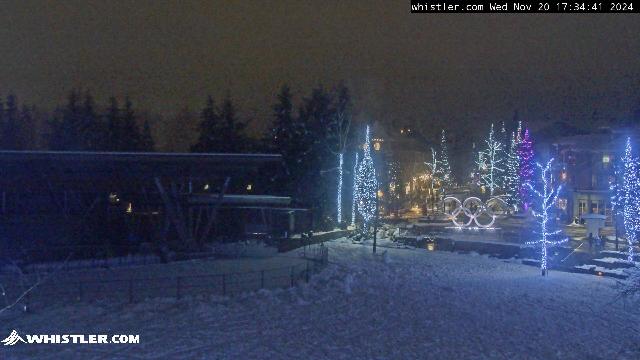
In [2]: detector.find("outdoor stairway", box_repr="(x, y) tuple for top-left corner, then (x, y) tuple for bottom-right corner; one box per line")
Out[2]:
(570, 250), (638, 279)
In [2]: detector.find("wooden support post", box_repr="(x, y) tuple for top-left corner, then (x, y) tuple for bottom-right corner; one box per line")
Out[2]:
(154, 177), (191, 247)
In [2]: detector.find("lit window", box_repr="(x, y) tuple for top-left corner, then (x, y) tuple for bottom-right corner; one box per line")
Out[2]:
(561, 171), (567, 180)
(377, 190), (384, 198)
(373, 142), (381, 151)
(602, 155), (610, 164)
(109, 193), (120, 204)
(246, 184), (253, 191)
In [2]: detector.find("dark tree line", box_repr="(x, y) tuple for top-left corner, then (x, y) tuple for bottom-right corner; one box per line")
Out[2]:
(189, 84), (358, 229)
(191, 96), (249, 153)
(48, 90), (154, 152)
(0, 94), (37, 150)
(267, 83), (358, 229)
(1, 85), (358, 229)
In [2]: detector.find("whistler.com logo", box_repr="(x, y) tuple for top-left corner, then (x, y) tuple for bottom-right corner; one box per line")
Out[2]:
(2, 329), (139, 346)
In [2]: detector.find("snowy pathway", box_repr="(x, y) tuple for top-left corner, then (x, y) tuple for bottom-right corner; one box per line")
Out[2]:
(1, 238), (639, 359)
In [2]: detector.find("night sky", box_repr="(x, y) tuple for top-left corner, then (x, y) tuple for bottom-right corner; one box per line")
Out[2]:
(1, 1), (639, 136)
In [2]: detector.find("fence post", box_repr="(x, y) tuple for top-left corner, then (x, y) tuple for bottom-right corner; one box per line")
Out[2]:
(260, 270), (265, 288)
(222, 274), (226, 296)
(176, 277), (182, 300)
(290, 266), (295, 287)
(128, 279), (134, 303)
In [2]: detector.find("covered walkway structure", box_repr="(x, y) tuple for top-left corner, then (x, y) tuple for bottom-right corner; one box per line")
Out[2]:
(0, 151), (309, 263)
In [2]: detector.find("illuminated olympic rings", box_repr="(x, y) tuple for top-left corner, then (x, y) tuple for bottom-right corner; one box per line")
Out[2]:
(443, 196), (508, 228)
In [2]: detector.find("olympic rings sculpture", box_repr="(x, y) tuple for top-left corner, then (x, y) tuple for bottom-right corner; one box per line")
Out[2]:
(443, 196), (508, 228)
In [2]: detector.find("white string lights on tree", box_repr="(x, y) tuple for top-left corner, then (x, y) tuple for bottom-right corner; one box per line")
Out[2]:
(439, 129), (453, 187)
(621, 137), (640, 262)
(525, 158), (567, 276)
(504, 131), (521, 211)
(337, 153), (344, 224)
(351, 152), (359, 226)
(355, 125), (377, 225)
(476, 123), (505, 196)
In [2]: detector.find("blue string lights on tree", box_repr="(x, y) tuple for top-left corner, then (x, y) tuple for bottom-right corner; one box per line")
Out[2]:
(621, 137), (640, 262)
(518, 128), (535, 211)
(525, 158), (567, 276)
(355, 125), (377, 226)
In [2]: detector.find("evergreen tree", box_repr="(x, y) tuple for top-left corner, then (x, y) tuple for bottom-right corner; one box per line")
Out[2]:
(105, 97), (120, 151)
(298, 86), (336, 228)
(0, 98), (4, 148)
(271, 85), (296, 155)
(191, 96), (219, 153)
(496, 121), (509, 179)
(518, 128), (535, 211)
(621, 137), (640, 261)
(49, 90), (84, 150)
(80, 92), (104, 150)
(120, 97), (143, 151)
(191, 96), (247, 153)
(438, 129), (454, 188)
(355, 125), (377, 225)
(18, 105), (36, 150)
(2, 94), (20, 149)
(270, 86), (308, 193)
(163, 107), (198, 152)
(504, 132), (521, 210)
(218, 97), (247, 153)
(139, 119), (155, 151)
(351, 152), (359, 226)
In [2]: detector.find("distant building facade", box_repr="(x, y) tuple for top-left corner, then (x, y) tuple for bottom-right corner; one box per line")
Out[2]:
(369, 122), (437, 215)
(553, 129), (637, 225)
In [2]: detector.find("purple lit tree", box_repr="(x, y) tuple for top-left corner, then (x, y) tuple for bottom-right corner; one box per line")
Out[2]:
(518, 129), (534, 211)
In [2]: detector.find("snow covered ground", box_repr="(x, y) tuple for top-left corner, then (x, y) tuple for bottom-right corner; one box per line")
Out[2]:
(1, 238), (639, 359)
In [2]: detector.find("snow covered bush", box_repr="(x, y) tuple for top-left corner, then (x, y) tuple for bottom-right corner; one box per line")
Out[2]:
(618, 267), (640, 303)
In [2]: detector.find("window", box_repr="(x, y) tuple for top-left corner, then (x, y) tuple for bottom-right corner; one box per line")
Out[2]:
(373, 142), (381, 151)
(578, 200), (587, 216)
(602, 154), (610, 164)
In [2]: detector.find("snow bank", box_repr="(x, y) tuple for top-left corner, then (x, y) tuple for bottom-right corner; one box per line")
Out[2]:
(1, 239), (639, 359)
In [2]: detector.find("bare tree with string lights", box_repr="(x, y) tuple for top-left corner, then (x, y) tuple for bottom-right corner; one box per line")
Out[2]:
(525, 158), (567, 276)
(476, 123), (505, 196)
